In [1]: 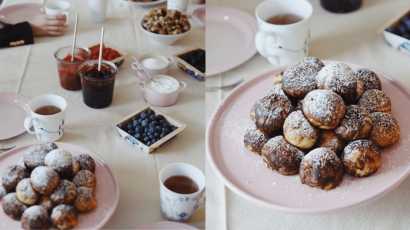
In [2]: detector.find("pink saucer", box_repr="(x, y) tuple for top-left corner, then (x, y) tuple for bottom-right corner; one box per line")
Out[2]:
(0, 142), (119, 229)
(206, 60), (410, 215)
(192, 6), (205, 26)
(136, 221), (199, 230)
(206, 6), (258, 76)
(0, 3), (44, 24)
(0, 92), (31, 140)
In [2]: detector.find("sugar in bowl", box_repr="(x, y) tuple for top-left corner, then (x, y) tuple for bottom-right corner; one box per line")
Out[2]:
(132, 54), (174, 80)
(137, 75), (186, 107)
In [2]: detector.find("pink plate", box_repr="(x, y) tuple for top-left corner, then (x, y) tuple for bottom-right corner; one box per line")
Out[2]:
(192, 6), (205, 27)
(206, 60), (410, 215)
(0, 142), (120, 229)
(0, 92), (31, 140)
(0, 3), (44, 25)
(206, 6), (258, 76)
(136, 221), (199, 230)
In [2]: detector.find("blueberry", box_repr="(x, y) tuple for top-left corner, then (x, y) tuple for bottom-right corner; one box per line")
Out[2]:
(144, 137), (149, 142)
(133, 123), (138, 128)
(135, 126), (141, 133)
(144, 127), (149, 133)
(397, 24), (407, 35)
(127, 124), (133, 130)
(156, 126), (162, 131)
(118, 123), (125, 129)
(149, 134), (154, 139)
(200, 67), (205, 73)
(172, 126), (178, 131)
(405, 20), (410, 31)
(180, 55), (189, 62)
(163, 123), (169, 128)
(147, 109), (154, 115)
(151, 139), (156, 143)
(154, 132), (159, 137)
(147, 141), (152, 146)
(156, 114), (164, 120)
(149, 127), (155, 133)
(191, 58), (197, 66)
(131, 117), (137, 122)
(162, 128), (170, 134)
(152, 121), (158, 126)
(147, 132), (152, 136)
(401, 15), (410, 24)
(141, 121), (148, 127)
(149, 122), (156, 128)
(160, 132), (165, 139)
(128, 130), (135, 135)
(159, 120), (165, 125)
(135, 133), (142, 140)
(403, 33), (410, 39)
(143, 133), (147, 137)
(149, 115), (156, 121)
(138, 118), (142, 123)
(140, 112), (147, 119)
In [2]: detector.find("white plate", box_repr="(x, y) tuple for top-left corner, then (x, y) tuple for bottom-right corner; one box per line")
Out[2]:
(206, 6), (258, 76)
(0, 92), (31, 140)
(116, 0), (167, 7)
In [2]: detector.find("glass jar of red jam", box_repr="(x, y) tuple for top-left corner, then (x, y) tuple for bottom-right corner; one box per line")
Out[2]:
(54, 46), (91, 91)
(78, 60), (118, 109)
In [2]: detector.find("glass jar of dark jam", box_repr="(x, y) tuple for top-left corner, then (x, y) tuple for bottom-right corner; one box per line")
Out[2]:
(54, 46), (91, 91)
(78, 60), (118, 109)
(320, 0), (362, 13)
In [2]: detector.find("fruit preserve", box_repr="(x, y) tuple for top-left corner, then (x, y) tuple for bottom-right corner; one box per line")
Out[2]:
(54, 46), (91, 91)
(78, 60), (118, 109)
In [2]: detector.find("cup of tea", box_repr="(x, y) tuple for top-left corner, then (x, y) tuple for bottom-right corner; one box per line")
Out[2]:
(159, 163), (205, 221)
(88, 0), (108, 23)
(45, 0), (70, 25)
(255, 0), (313, 66)
(24, 94), (67, 142)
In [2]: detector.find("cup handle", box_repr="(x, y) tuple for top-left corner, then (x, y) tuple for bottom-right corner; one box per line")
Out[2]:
(63, 12), (69, 25)
(195, 202), (206, 212)
(255, 30), (276, 58)
(177, 82), (186, 92)
(137, 82), (146, 92)
(132, 62), (140, 71)
(24, 117), (41, 140)
(167, 57), (174, 67)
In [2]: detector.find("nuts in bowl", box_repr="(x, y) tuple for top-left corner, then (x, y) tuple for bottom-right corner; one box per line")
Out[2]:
(140, 7), (191, 45)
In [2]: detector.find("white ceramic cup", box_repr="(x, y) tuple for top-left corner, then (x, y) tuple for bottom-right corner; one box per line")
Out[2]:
(131, 54), (174, 80)
(44, 1), (70, 25)
(159, 163), (205, 221)
(24, 94), (67, 142)
(255, 0), (312, 66)
(88, 0), (108, 23)
(167, 0), (190, 14)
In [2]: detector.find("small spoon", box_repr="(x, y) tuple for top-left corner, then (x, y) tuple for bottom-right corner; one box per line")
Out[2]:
(132, 56), (163, 85)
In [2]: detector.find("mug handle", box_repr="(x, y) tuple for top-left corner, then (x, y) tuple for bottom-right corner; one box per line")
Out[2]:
(255, 30), (276, 58)
(63, 12), (69, 25)
(137, 82), (146, 92)
(167, 57), (174, 67)
(195, 188), (206, 212)
(131, 62), (140, 71)
(177, 82), (186, 92)
(24, 117), (41, 140)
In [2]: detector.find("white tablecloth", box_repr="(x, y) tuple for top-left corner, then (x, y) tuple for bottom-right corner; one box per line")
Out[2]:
(0, 0), (205, 229)
(206, 0), (410, 229)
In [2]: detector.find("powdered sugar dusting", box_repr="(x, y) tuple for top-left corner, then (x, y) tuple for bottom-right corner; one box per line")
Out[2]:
(358, 89), (391, 114)
(300, 57), (325, 71)
(303, 147), (339, 168)
(285, 110), (318, 143)
(355, 68), (382, 91)
(303, 90), (345, 124)
(282, 62), (318, 97)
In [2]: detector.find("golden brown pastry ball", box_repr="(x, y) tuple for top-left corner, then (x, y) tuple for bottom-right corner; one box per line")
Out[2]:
(300, 57), (325, 71)
(302, 90), (346, 129)
(71, 157), (81, 177)
(335, 105), (373, 141)
(295, 99), (303, 111)
(40, 142), (58, 152)
(50, 179), (77, 205)
(21, 205), (50, 229)
(37, 195), (56, 213)
(73, 186), (98, 212)
(72, 170), (97, 190)
(282, 62), (318, 98)
(369, 112), (400, 147)
(51, 204), (78, 229)
(342, 140), (381, 177)
(13, 157), (31, 178)
(283, 110), (320, 149)
(73, 153), (96, 173)
(272, 72), (283, 86)
(16, 178), (40, 205)
(30, 166), (60, 195)
(355, 76), (365, 102)
(317, 62), (359, 103)
(261, 136), (304, 175)
(44, 149), (73, 177)
(358, 89), (391, 114)
(1, 192), (27, 220)
(315, 129), (347, 157)
(2, 165), (26, 193)
(24, 145), (49, 169)
(244, 123), (270, 156)
(251, 93), (293, 134)
(0, 183), (7, 201)
(299, 148), (344, 190)
(355, 68), (382, 92)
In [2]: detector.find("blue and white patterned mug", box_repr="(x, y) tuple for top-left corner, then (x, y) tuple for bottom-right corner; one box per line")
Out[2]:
(24, 94), (67, 142)
(159, 163), (205, 221)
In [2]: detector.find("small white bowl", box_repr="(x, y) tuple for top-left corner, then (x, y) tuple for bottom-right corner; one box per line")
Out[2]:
(131, 54), (174, 80)
(139, 20), (190, 46)
(137, 75), (186, 107)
